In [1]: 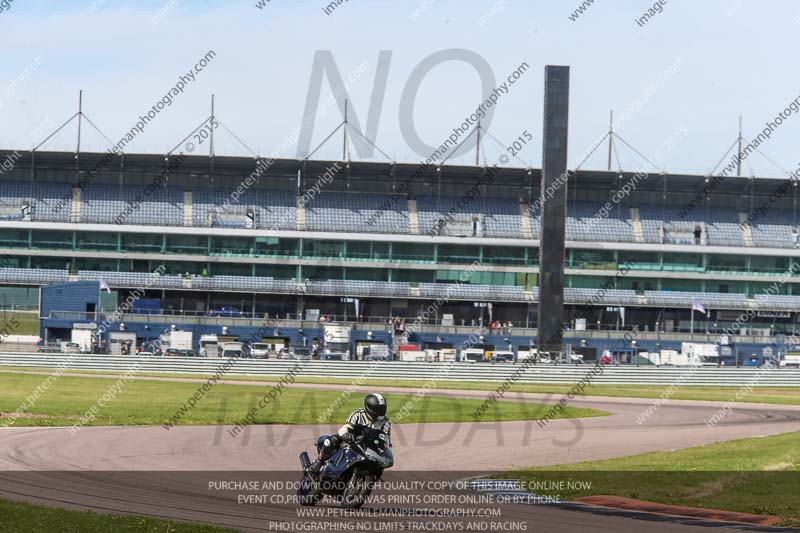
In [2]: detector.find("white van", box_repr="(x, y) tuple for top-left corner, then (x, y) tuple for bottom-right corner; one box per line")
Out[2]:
(250, 342), (270, 359)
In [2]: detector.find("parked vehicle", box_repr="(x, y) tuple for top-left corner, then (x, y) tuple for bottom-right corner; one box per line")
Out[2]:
(164, 348), (179, 357)
(460, 348), (487, 363)
(364, 351), (391, 362)
(250, 342), (271, 359)
(570, 353), (586, 364)
(137, 351), (155, 357)
(491, 351), (515, 363)
(781, 351), (800, 368)
(221, 342), (246, 358)
(363, 344), (392, 361)
(70, 328), (94, 353)
(322, 324), (351, 359)
(60, 342), (81, 353)
(280, 347), (311, 360)
(199, 334), (219, 357)
(178, 349), (199, 357)
(164, 331), (193, 351)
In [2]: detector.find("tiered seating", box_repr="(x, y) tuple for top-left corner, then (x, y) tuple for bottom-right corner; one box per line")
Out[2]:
(748, 209), (796, 248)
(566, 201), (635, 242)
(639, 205), (700, 245)
(705, 208), (745, 246)
(416, 196), (522, 238)
(564, 287), (638, 305)
(6, 178), (800, 250)
(305, 192), (408, 234)
(529, 205), (541, 237)
(637, 205), (745, 246)
(203, 276), (297, 293)
(0, 181), (72, 222)
(755, 294), (800, 311)
(643, 290), (747, 308)
(309, 280), (411, 297)
(5, 265), (800, 311)
(83, 184), (183, 226)
(0, 268), (67, 284)
(78, 270), (183, 288)
(193, 189), (296, 230)
(418, 283), (524, 301)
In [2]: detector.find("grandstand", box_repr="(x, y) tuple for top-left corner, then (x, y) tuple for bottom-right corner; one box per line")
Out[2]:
(1, 149), (800, 358)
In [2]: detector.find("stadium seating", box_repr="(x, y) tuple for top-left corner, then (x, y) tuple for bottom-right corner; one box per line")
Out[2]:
(305, 192), (408, 234)
(0, 181), (72, 223)
(566, 201), (636, 242)
(418, 282), (524, 301)
(6, 179), (800, 251)
(193, 188), (296, 230)
(5, 265), (800, 312)
(309, 280), (411, 297)
(0, 268), (68, 284)
(643, 290), (747, 308)
(83, 183), (183, 226)
(564, 287), (637, 305)
(416, 196), (522, 238)
(747, 208), (797, 248)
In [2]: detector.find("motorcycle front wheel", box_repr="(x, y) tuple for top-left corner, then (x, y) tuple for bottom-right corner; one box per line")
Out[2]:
(341, 470), (375, 509)
(297, 474), (321, 506)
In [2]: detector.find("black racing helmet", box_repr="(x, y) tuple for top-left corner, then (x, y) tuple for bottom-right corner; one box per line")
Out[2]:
(364, 393), (387, 419)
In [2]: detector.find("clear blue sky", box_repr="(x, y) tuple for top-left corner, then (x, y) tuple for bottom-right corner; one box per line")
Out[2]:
(0, 0), (798, 177)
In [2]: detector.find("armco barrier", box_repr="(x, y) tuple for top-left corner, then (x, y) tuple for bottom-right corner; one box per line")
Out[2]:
(1, 354), (799, 386)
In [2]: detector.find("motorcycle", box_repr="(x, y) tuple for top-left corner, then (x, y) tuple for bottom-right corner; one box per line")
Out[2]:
(297, 424), (394, 509)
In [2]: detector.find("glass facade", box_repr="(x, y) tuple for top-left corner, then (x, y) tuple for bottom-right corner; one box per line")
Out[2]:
(0, 228), (799, 293)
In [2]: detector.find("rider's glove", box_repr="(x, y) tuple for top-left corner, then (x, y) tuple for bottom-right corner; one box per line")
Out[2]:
(341, 432), (355, 444)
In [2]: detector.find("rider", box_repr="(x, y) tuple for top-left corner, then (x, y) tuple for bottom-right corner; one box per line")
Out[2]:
(306, 393), (391, 475)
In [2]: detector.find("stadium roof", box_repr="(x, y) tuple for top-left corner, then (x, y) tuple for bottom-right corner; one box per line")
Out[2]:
(0, 148), (793, 197)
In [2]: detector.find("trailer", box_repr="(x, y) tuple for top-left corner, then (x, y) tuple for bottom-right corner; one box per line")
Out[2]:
(781, 351), (800, 368)
(71, 326), (95, 353)
(199, 334), (219, 357)
(109, 331), (137, 355)
(172, 331), (193, 350)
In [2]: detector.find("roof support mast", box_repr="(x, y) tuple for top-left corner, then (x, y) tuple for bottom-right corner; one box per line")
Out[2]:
(342, 99), (349, 161)
(475, 121), (481, 166)
(210, 94), (215, 157)
(737, 116), (743, 177)
(607, 110), (613, 171)
(76, 90), (83, 154)
(76, 91), (83, 182)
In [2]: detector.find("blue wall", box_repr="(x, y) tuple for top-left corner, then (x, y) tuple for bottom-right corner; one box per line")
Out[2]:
(41, 281), (100, 317)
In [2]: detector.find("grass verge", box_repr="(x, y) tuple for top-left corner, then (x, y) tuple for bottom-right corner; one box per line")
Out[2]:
(0, 311), (38, 336)
(0, 498), (242, 533)
(2, 365), (798, 405)
(497, 431), (800, 527)
(0, 372), (605, 427)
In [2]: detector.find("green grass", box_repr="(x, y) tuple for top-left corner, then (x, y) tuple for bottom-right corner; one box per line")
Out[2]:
(3, 365), (800, 406)
(498, 431), (800, 527)
(4, 366), (798, 406)
(291, 378), (800, 405)
(0, 372), (604, 427)
(0, 311), (39, 336)
(0, 498), (243, 533)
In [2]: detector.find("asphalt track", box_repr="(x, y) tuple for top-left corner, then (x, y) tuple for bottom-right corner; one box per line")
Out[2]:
(1, 374), (800, 532)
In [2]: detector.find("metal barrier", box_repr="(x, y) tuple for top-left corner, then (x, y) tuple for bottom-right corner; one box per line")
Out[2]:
(1, 354), (799, 386)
